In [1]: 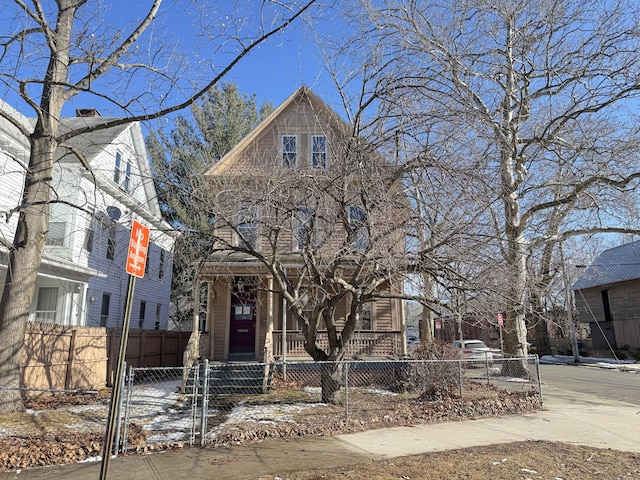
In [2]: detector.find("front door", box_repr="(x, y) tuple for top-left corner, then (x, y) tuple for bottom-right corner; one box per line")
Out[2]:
(229, 285), (256, 354)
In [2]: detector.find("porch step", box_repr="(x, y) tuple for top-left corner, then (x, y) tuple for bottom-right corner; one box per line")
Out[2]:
(185, 362), (274, 396)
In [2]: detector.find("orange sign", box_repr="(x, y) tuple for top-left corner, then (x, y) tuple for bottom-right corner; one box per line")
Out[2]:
(126, 220), (150, 278)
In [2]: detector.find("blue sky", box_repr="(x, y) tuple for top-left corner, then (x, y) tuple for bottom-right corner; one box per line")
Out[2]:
(0, 0), (343, 124)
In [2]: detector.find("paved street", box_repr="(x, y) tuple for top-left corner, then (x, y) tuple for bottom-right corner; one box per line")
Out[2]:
(540, 363), (640, 405)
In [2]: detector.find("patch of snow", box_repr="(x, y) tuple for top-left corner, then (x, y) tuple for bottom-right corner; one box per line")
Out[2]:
(78, 456), (102, 464)
(521, 467), (538, 474)
(361, 388), (398, 396)
(492, 376), (529, 383)
(540, 355), (640, 373)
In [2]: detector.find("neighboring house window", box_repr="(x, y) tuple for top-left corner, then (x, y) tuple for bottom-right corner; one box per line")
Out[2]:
(124, 161), (132, 191)
(237, 206), (259, 250)
(106, 226), (116, 260)
(348, 206), (369, 250)
(602, 290), (613, 322)
(294, 207), (315, 250)
(35, 287), (58, 323)
(159, 249), (165, 279)
(357, 302), (372, 330)
(46, 202), (68, 246)
(83, 223), (94, 252)
(100, 293), (111, 327)
(139, 301), (146, 329)
(114, 151), (122, 184)
(311, 135), (327, 169)
(155, 304), (162, 330)
(282, 135), (297, 168)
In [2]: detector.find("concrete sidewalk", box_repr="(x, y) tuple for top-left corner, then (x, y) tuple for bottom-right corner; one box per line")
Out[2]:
(4, 388), (640, 480)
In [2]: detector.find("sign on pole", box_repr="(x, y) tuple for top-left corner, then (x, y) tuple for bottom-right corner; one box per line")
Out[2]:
(497, 313), (503, 327)
(126, 220), (150, 278)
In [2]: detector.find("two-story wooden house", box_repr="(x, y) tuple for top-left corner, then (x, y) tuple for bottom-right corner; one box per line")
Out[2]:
(0, 101), (176, 329)
(197, 87), (407, 362)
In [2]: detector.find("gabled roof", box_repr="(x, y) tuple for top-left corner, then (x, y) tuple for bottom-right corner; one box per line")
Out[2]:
(572, 240), (640, 290)
(54, 117), (130, 163)
(53, 118), (169, 228)
(205, 85), (351, 177)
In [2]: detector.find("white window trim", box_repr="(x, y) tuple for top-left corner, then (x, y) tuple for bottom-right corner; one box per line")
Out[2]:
(114, 151), (123, 184)
(282, 135), (298, 168)
(35, 286), (59, 323)
(294, 206), (315, 251)
(310, 135), (328, 169)
(348, 205), (368, 251)
(235, 206), (260, 250)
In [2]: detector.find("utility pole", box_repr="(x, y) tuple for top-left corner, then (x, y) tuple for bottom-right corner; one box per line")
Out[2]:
(560, 243), (580, 363)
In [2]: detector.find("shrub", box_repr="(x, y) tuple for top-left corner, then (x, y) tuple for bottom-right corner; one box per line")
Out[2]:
(400, 341), (461, 400)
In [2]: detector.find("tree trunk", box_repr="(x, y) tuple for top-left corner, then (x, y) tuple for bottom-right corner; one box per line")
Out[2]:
(320, 361), (343, 404)
(0, 136), (57, 413)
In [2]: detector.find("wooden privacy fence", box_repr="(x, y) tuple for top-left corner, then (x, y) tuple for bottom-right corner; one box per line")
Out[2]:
(22, 323), (190, 391)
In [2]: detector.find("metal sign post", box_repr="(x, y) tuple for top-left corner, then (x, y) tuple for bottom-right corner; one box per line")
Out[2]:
(100, 221), (149, 480)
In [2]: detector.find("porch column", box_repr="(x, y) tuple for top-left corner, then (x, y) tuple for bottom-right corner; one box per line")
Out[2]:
(265, 277), (275, 362)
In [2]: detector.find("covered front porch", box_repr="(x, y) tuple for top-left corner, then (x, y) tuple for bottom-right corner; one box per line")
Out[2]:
(197, 268), (407, 362)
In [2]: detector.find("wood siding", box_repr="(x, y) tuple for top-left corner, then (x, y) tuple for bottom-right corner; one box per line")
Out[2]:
(575, 281), (640, 349)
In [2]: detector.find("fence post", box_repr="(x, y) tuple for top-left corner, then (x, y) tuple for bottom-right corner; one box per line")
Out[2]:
(64, 329), (77, 390)
(485, 353), (490, 384)
(199, 359), (209, 447)
(113, 361), (126, 455)
(535, 355), (544, 409)
(189, 363), (200, 446)
(344, 361), (350, 424)
(121, 364), (134, 453)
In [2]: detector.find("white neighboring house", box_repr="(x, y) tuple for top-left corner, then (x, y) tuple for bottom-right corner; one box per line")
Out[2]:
(0, 101), (176, 329)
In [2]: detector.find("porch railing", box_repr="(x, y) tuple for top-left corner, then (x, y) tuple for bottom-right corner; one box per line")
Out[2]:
(271, 330), (404, 358)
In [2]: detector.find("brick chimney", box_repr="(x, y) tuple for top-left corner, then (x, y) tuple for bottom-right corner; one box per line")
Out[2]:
(76, 108), (101, 117)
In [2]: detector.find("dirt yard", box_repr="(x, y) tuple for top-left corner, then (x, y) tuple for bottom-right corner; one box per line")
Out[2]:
(258, 441), (640, 480)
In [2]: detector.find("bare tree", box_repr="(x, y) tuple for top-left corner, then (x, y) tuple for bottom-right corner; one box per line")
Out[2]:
(0, 0), (316, 413)
(341, 0), (640, 361)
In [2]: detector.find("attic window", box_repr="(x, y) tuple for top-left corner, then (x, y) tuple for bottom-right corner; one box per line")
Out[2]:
(282, 135), (297, 168)
(311, 135), (327, 169)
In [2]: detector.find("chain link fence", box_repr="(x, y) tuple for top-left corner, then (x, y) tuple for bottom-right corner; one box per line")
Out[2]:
(118, 356), (541, 451)
(0, 356), (542, 465)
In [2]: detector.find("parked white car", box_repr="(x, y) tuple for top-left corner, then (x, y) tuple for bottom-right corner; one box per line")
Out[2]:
(452, 339), (495, 363)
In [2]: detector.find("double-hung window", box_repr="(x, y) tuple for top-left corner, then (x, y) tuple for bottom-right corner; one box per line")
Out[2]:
(106, 226), (116, 260)
(35, 287), (58, 323)
(282, 135), (297, 168)
(348, 206), (369, 251)
(139, 301), (146, 329)
(46, 202), (68, 246)
(237, 206), (259, 250)
(294, 207), (315, 251)
(357, 302), (373, 330)
(124, 161), (132, 191)
(159, 249), (165, 279)
(311, 135), (327, 169)
(114, 151), (122, 184)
